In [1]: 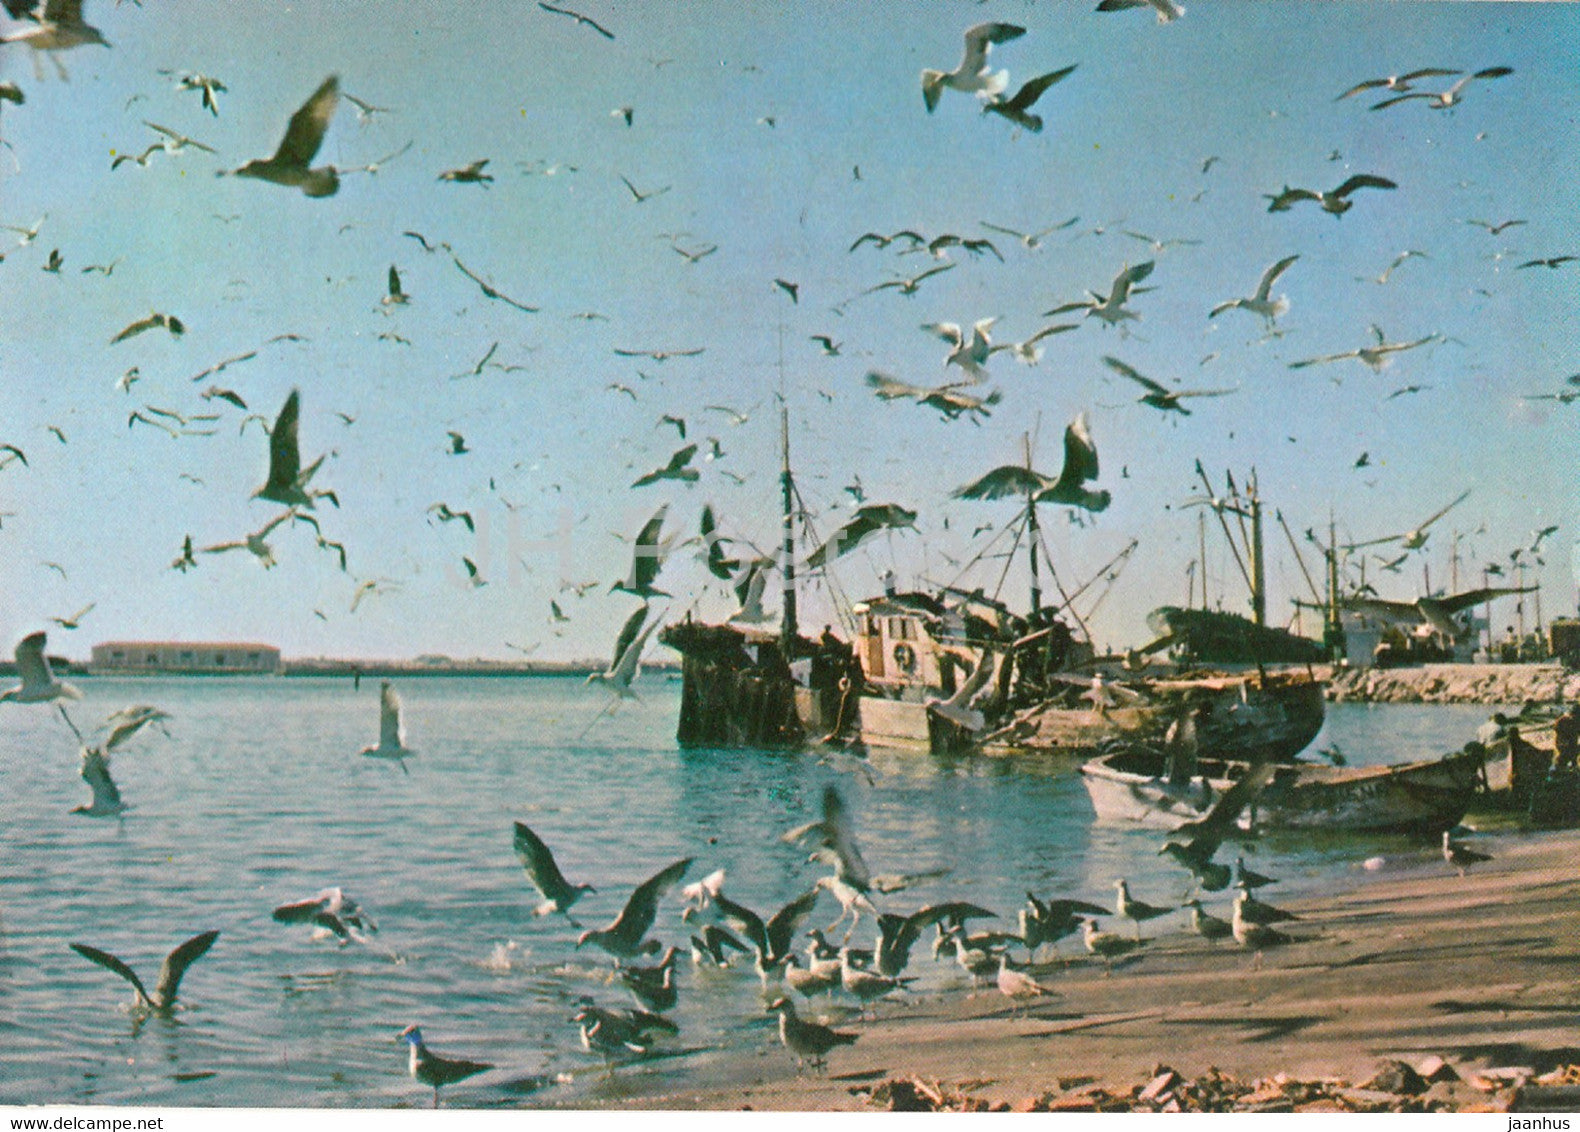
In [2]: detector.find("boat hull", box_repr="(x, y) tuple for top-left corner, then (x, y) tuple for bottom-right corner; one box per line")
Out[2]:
(1080, 746), (1485, 834)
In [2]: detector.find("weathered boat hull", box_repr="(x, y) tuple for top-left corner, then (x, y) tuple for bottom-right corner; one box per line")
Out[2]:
(972, 671), (1323, 762)
(1080, 746), (1486, 834)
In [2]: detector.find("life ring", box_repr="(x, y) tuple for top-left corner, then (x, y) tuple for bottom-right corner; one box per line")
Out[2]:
(892, 642), (917, 673)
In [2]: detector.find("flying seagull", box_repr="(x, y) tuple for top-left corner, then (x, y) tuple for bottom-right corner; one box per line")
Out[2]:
(924, 317), (998, 380)
(864, 261), (955, 297)
(618, 173), (670, 203)
(1265, 174), (1396, 216)
(586, 603), (663, 701)
(200, 509), (298, 569)
(866, 372), (1001, 421)
(1370, 66), (1512, 111)
(982, 64), (1077, 132)
(575, 857), (693, 959)
(176, 72), (226, 115)
(229, 75), (341, 197)
(1, 631), (83, 728)
(1335, 67), (1459, 101)
(1289, 326), (1437, 372)
(1345, 489), (1472, 551)
(612, 505), (672, 599)
(69, 931), (219, 1014)
(1344, 584), (1533, 639)
(253, 388), (334, 509)
(451, 254), (538, 312)
(438, 158), (492, 186)
(48, 603), (95, 630)
(397, 1026), (491, 1108)
(1095, 0), (1184, 22)
(613, 346), (703, 362)
(110, 311), (184, 344)
(71, 745), (125, 817)
(537, 2), (613, 39)
(272, 888), (377, 944)
(0, 0), (109, 80)
(360, 681), (415, 767)
(805, 503), (918, 569)
(953, 413), (1110, 513)
(1103, 356), (1233, 414)
(1045, 260), (1155, 327)
(921, 22), (1026, 113)
(1209, 254), (1298, 326)
(631, 444), (699, 488)
(512, 820), (595, 924)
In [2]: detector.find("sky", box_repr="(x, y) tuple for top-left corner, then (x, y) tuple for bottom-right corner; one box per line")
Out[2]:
(0, 0), (1576, 664)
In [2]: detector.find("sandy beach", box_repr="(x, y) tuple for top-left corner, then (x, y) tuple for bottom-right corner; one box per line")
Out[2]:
(557, 828), (1580, 1113)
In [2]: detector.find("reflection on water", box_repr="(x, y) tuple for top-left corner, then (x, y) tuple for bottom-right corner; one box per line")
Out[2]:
(0, 677), (1495, 1105)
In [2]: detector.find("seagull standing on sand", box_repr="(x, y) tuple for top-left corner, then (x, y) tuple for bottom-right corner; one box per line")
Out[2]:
(1113, 879), (1171, 939)
(512, 820), (596, 924)
(996, 953), (1055, 1009)
(921, 22), (1026, 113)
(1442, 830), (1491, 876)
(1183, 899), (1233, 942)
(229, 75), (341, 197)
(397, 1026), (491, 1108)
(69, 930), (219, 1014)
(1081, 918), (1144, 972)
(359, 681), (414, 767)
(1232, 890), (1292, 948)
(767, 997), (857, 1071)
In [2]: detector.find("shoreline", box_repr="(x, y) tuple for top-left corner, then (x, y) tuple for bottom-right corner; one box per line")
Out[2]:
(547, 826), (1580, 1113)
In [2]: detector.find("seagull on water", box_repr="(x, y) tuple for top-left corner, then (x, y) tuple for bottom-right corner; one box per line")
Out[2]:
(397, 1026), (491, 1108)
(766, 997), (856, 1071)
(359, 681), (415, 768)
(229, 75), (341, 197)
(272, 887), (377, 945)
(685, 883), (820, 985)
(575, 856), (692, 960)
(70, 930), (219, 1014)
(1209, 254), (1297, 326)
(1442, 829), (1491, 876)
(921, 22), (1026, 113)
(620, 946), (680, 1012)
(512, 820), (595, 924)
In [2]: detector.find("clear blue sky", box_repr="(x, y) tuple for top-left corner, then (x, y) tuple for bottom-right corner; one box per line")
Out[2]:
(0, 0), (1575, 662)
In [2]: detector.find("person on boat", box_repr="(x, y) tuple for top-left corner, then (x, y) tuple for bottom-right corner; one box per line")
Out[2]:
(1476, 711), (1513, 746)
(1554, 704), (1580, 772)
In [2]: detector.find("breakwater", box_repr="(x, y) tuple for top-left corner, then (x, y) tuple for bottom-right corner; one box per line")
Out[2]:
(1325, 663), (1580, 705)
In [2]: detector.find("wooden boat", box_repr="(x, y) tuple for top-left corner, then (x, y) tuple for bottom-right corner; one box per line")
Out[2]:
(1079, 744), (1487, 834)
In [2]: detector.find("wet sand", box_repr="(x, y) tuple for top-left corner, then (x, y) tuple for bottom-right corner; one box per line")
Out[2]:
(558, 828), (1580, 1111)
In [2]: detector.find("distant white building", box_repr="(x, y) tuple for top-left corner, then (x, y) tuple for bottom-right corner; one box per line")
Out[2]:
(90, 641), (281, 674)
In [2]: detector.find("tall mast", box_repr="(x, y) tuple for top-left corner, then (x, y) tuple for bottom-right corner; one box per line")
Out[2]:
(1248, 472), (1266, 628)
(1024, 433), (1041, 613)
(779, 403), (798, 649)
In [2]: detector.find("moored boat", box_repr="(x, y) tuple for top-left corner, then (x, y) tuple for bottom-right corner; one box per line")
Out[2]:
(1080, 743), (1486, 834)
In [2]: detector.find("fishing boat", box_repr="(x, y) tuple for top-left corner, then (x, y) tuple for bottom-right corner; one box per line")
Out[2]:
(1079, 742), (1487, 834)
(659, 415), (1325, 760)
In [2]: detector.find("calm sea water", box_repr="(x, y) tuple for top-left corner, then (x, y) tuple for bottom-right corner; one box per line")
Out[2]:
(0, 676), (1496, 1107)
